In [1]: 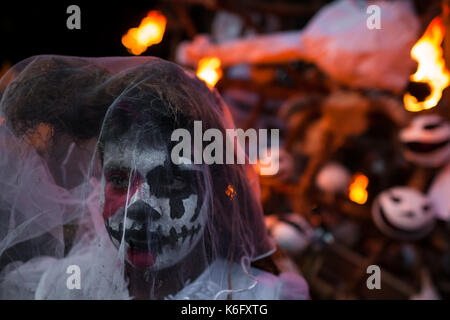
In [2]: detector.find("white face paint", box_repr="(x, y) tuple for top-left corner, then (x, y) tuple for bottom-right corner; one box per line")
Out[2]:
(371, 187), (435, 240)
(100, 137), (207, 271)
(399, 114), (450, 167)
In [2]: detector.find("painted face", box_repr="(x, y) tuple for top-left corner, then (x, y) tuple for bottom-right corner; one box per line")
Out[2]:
(372, 187), (435, 240)
(100, 138), (207, 271)
(399, 114), (450, 167)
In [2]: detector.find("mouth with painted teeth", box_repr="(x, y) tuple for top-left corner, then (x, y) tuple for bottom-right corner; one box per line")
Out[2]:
(105, 217), (202, 268)
(404, 139), (450, 153)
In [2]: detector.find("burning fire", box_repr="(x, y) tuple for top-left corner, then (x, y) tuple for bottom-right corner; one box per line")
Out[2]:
(122, 11), (167, 55)
(196, 57), (222, 87)
(225, 184), (236, 200)
(404, 17), (450, 112)
(349, 173), (369, 205)
(0, 118), (4, 127)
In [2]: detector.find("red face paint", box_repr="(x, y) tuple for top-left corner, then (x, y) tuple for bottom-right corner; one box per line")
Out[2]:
(102, 169), (142, 220)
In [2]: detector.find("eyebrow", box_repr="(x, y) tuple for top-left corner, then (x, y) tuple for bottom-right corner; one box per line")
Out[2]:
(103, 160), (129, 173)
(176, 163), (201, 172)
(103, 157), (203, 176)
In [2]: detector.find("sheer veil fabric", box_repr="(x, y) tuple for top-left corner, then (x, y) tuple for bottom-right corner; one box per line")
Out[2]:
(0, 55), (308, 300)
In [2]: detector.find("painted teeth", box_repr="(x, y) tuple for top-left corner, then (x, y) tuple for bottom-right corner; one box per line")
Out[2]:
(125, 218), (134, 229)
(181, 226), (188, 241)
(169, 227), (178, 248)
(106, 217), (202, 250)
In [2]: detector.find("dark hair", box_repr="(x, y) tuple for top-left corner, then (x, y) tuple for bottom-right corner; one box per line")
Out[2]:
(2, 56), (113, 140)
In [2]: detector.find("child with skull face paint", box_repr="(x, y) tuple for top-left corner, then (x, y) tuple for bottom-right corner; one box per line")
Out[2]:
(0, 55), (309, 300)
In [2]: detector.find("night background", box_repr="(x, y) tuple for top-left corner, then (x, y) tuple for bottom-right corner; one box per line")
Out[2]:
(1, 0), (450, 300)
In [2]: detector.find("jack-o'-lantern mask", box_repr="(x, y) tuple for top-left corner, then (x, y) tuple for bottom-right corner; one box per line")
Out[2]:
(399, 114), (450, 167)
(371, 187), (435, 240)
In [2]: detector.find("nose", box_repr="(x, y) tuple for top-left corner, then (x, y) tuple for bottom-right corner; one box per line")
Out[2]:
(403, 211), (415, 218)
(126, 200), (162, 222)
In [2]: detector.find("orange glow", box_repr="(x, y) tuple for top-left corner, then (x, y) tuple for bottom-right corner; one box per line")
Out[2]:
(404, 17), (450, 112)
(348, 173), (369, 205)
(122, 11), (166, 55)
(28, 123), (53, 151)
(0, 118), (4, 127)
(225, 184), (236, 200)
(196, 57), (222, 87)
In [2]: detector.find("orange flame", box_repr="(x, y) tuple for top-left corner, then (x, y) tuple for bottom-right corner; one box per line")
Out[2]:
(225, 184), (236, 200)
(349, 173), (369, 205)
(0, 118), (4, 127)
(404, 17), (450, 112)
(196, 57), (222, 87)
(122, 11), (166, 55)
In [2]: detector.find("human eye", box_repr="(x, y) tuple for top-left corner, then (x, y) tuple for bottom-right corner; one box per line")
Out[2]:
(105, 168), (130, 190)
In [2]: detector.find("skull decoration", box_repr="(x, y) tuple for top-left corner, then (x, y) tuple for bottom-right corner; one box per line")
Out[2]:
(265, 214), (314, 255)
(399, 114), (450, 167)
(315, 162), (351, 194)
(100, 137), (207, 271)
(371, 187), (435, 241)
(428, 163), (450, 221)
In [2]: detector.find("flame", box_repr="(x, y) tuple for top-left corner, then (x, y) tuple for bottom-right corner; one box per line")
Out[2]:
(122, 11), (166, 55)
(225, 184), (236, 200)
(0, 118), (4, 127)
(348, 173), (369, 205)
(254, 148), (278, 176)
(196, 57), (222, 87)
(404, 17), (450, 112)
(28, 123), (53, 151)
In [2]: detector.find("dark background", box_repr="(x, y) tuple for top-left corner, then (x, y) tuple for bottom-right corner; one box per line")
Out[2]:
(1, 1), (174, 64)
(0, 0), (323, 67)
(0, 0), (436, 67)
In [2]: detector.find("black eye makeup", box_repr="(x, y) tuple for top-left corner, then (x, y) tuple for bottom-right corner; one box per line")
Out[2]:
(146, 164), (201, 197)
(422, 204), (431, 213)
(390, 195), (401, 203)
(423, 122), (443, 130)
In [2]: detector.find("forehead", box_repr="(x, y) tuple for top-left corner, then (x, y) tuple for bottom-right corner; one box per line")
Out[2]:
(413, 115), (443, 126)
(102, 138), (197, 173)
(103, 139), (167, 173)
(381, 189), (426, 205)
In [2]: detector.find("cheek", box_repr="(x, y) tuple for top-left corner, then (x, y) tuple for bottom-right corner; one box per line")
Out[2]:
(102, 182), (140, 220)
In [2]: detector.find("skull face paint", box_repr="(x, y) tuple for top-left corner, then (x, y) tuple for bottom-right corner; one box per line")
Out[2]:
(100, 138), (207, 271)
(371, 187), (435, 240)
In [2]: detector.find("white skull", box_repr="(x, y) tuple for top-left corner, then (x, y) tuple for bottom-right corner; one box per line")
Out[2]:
(100, 139), (207, 271)
(315, 162), (351, 194)
(266, 214), (313, 254)
(399, 114), (450, 167)
(372, 186), (435, 240)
